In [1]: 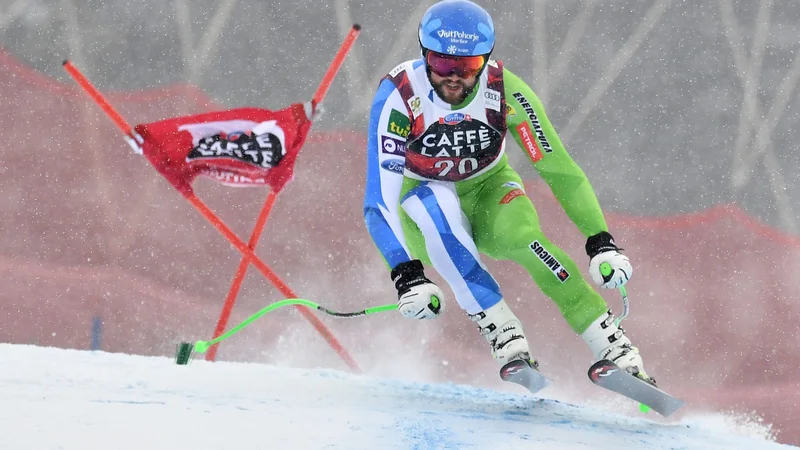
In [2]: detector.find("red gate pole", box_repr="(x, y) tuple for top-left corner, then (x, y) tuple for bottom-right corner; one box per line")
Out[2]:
(182, 192), (361, 372)
(205, 190), (278, 362)
(63, 52), (363, 372)
(205, 23), (362, 363)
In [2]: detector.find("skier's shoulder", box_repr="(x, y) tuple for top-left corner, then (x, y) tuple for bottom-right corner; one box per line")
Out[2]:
(501, 67), (543, 105)
(487, 58), (502, 70)
(370, 61), (419, 129)
(384, 59), (426, 82)
(373, 59), (425, 111)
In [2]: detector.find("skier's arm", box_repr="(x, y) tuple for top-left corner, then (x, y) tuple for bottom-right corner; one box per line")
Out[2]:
(503, 68), (608, 237)
(363, 78), (413, 269)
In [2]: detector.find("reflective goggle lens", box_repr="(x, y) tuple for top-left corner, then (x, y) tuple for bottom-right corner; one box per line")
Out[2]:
(425, 51), (487, 78)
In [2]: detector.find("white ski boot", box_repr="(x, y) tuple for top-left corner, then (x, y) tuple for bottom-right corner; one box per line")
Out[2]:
(469, 299), (535, 365)
(581, 310), (654, 384)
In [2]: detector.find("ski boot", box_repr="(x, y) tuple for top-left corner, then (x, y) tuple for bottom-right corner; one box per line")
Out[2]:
(470, 300), (551, 393)
(469, 299), (536, 366)
(581, 310), (656, 386)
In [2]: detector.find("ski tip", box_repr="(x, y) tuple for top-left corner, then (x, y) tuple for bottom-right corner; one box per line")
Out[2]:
(658, 401), (685, 418)
(353, 23), (361, 31)
(62, 60), (69, 66)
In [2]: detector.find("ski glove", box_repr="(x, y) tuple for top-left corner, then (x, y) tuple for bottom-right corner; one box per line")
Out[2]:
(586, 231), (632, 289)
(391, 260), (445, 320)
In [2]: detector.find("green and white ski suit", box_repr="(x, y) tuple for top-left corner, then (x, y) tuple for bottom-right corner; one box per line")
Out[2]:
(363, 59), (610, 334)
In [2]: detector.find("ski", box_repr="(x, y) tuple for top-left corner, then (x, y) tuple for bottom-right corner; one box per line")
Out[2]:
(500, 359), (551, 394)
(588, 359), (685, 417)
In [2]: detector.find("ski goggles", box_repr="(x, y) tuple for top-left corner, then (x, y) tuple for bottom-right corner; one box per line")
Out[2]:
(425, 51), (487, 79)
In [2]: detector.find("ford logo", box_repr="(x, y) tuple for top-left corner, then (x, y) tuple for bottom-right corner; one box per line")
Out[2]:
(380, 159), (405, 174)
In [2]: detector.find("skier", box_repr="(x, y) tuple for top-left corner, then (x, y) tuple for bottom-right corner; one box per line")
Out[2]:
(363, 0), (651, 384)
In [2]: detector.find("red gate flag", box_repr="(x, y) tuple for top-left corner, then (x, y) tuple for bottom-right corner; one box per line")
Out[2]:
(134, 103), (312, 195)
(61, 24), (364, 371)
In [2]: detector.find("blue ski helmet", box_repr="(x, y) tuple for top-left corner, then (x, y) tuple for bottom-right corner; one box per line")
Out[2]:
(418, 0), (495, 57)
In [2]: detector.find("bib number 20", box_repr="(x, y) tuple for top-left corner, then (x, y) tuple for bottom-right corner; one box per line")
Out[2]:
(435, 158), (478, 177)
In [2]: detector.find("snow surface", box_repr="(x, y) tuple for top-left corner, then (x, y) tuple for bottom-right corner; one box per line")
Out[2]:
(0, 344), (794, 450)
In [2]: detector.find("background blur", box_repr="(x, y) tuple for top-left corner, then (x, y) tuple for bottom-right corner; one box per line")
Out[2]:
(1, 0), (798, 446)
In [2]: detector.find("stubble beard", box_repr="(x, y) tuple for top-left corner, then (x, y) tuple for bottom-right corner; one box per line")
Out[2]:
(432, 78), (477, 105)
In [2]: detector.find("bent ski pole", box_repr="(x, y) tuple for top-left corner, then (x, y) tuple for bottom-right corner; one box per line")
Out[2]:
(599, 263), (649, 413)
(176, 299), (396, 364)
(599, 262), (629, 326)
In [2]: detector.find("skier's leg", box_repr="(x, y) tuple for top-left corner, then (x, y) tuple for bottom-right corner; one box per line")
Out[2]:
(469, 166), (648, 378)
(399, 178), (531, 363)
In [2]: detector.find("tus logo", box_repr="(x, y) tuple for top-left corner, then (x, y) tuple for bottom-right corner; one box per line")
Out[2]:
(387, 109), (410, 138)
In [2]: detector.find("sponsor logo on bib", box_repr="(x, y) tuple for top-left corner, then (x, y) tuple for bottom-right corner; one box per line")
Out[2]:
(438, 112), (471, 125)
(530, 241), (570, 282)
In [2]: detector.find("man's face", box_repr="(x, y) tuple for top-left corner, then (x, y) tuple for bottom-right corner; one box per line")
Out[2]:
(424, 51), (486, 105)
(429, 71), (479, 105)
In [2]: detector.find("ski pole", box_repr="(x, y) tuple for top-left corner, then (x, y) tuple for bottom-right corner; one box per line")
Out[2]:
(599, 262), (650, 414)
(599, 263), (651, 414)
(176, 299), (396, 364)
(599, 262), (629, 326)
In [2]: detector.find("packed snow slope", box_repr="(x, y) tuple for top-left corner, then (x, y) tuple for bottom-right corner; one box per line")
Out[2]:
(0, 344), (793, 450)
